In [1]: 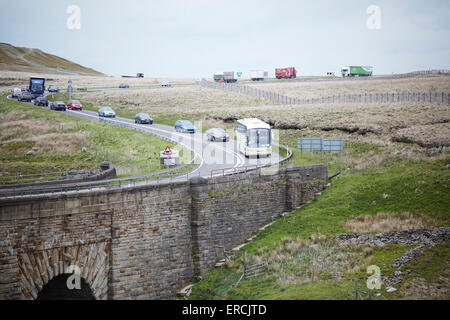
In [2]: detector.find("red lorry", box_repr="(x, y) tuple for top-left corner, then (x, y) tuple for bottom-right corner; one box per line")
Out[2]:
(275, 67), (296, 79)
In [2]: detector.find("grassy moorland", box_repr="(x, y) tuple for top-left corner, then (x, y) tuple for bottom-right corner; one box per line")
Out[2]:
(246, 75), (450, 100)
(189, 158), (450, 300)
(182, 76), (449, 300)
(0, 93), (185, 179)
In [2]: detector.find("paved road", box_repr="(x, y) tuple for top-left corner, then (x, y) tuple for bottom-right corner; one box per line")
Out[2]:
(5, 93), (283, 189)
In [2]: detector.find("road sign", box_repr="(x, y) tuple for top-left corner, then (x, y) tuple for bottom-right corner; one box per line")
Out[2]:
(163, 146), (172, 155)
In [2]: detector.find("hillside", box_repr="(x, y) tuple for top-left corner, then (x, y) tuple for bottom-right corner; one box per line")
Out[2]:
(0, 43), (104, 76)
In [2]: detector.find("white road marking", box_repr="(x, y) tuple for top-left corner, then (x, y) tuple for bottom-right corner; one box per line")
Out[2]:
(69, 109), (244, 170)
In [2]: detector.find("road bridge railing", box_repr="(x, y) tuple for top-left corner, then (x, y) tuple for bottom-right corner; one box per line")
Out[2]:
(0, 144), (292, 198)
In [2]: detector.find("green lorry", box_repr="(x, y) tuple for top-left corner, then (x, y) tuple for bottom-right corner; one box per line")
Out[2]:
(341, 66), (373, 77)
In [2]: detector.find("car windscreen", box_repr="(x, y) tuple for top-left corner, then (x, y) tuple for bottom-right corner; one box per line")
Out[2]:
(247, 129), (271, 148)
(140, 114), (150, 119)
(71, 100), (80, 104)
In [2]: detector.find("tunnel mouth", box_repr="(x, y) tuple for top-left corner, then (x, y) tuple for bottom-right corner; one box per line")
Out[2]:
(36, 274), (95, 300)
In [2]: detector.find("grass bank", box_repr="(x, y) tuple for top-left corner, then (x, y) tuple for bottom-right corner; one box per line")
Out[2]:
(0, 93), (187, 178)
(188, 158), (450, 300)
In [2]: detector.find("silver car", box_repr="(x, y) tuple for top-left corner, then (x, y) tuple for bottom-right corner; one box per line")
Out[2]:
(206, 128), (229, 142)
(98, 107), (116, 118)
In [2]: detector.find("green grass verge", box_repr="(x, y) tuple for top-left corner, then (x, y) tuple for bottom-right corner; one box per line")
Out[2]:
(188, 158), (450, 300)
(0, 93), (189, 177)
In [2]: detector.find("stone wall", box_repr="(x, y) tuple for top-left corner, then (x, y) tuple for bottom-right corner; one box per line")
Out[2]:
(0, 164), (327, 300)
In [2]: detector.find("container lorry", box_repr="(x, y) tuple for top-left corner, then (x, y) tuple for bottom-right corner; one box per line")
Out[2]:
(275, 67), (296, 79)
(341, 66), (373, 77)
(29, 77), (45, 98)
(214, 71), (237, 83)
(250, 70), (268, 81)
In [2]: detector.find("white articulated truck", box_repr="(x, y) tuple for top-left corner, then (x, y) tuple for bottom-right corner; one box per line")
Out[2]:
(341, 66), (373, 77)
(250, 70), (268, 81)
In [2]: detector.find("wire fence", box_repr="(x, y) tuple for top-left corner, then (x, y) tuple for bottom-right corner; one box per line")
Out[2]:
(199, 77), (450, 106)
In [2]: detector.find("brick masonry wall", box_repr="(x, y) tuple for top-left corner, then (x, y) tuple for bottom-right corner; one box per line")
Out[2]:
(0, 164), (327, 300)
(190, 165), (327, 275)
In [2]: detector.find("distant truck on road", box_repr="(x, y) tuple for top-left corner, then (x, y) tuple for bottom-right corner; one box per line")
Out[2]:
(121, 73), (144, 78)
(29, 77), (45, 98)
(214, 71), (237, 83)
(275, 67), (296, 79)
(341, 66), (373, 77)
(250, 70), (268, 81)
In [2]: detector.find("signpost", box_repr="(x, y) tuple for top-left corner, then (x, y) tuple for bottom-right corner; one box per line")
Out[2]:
(298, 138), (343, 159)
(67, 79), (73, 100)
(160, 146), (179, 166)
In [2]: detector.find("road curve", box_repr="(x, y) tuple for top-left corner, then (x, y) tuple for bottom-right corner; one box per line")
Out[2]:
(3, 93), (284, 195)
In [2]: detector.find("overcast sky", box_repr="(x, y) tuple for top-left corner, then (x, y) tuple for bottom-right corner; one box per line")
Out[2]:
(1, 0), (449, 78)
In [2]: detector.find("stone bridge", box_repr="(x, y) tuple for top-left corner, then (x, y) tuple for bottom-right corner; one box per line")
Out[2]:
(0, 165), (327, 300)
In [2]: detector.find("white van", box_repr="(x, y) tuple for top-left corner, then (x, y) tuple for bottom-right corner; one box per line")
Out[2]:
(12, 88), (21, 98)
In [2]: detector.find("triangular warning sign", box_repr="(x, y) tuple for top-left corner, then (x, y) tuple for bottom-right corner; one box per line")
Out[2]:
(163, 146), (172, 155)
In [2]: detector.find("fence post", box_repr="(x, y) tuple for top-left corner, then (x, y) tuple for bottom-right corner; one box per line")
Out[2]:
(320, 138), (323, 160)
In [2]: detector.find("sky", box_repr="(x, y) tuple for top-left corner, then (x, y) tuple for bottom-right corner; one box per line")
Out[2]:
(1, 0), (449, 78)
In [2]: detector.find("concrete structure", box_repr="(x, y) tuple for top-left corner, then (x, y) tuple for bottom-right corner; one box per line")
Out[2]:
(0, 165), (327, 300)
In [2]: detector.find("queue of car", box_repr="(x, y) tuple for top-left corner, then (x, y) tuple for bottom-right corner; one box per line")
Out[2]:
(67, 99), (83, 111)
(17, 91), (33, 102)
(48, 85), (59, 92)
(50, 101), (67, 111)
(174, 120), (195, 133)
(134, 113), (153, 124)
(11, 85), (233, 144)
(98, 107), (116, 118)
(206, 128), (229, 142)
(33, 96), (49, 106)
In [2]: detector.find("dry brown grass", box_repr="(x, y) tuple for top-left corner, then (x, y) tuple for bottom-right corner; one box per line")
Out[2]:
(400, 269), (450, 300)
(246, 237), (369, 286)
(392, 123), (450, 147)
(75, 85), (264, 115)
(0, 111), (84, 155)
(246, 76), (450, 100)
(32, 133), (87, 154)
(344, 212), (432, 233)
(0, 70), (195, 91)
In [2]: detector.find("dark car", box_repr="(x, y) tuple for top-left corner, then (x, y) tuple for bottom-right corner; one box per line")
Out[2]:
(206, 128), (229, 142)
(175, 120), (195, 133)
(34, 96), (49, 106)
(98, 107), (116, 118)
(134, 113), (153, 124)
(119, 83), (130, 88)
(48, 85), (59, 93)
(17, 91), (33, 102)
(67, 99), (83, 111)
(77, 84), (87, 91)
(50, 101), (67, 111)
